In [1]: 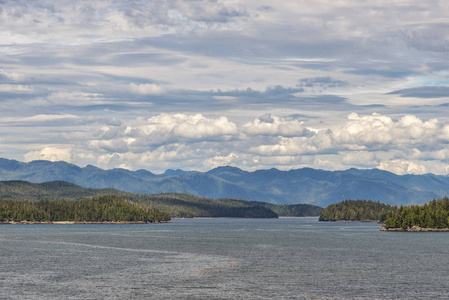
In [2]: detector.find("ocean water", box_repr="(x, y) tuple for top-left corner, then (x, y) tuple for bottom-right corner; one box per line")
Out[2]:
(1, 217), (449, 299)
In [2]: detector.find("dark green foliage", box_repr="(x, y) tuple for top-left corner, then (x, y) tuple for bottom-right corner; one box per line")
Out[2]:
(128, 194), (279, 218)
(0, 180), (121, 201)
(319, 199), (395, 222)
(384, 197), (449, 229)
(0, 195), (171, 223)
(266, 203), (322, 217)
(0, 181), (281, 218)
(219, 198), (322, 217)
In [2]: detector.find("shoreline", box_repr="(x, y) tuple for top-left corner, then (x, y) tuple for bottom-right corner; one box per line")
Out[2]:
(171, 216), (318, 220)
(319, 219), (382, 223)
(0, 220), (172, 225)
(173, 217), (279, 220)
(381, 226), (449, 232)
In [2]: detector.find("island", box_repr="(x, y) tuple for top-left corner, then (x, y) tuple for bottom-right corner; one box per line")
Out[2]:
(382, 197), (449, 231)
(0, 195), (171, 224)
(319, 199), (395, 222)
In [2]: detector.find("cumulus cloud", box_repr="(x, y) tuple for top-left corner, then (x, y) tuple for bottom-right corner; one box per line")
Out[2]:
(83, 113), (238, 153)
(249, 134), (331, 156)
(144, 113), (238, 140)
(17, 112), (449, 174)
(243, 115), (312, 137)
(24, 146), (73, 163)
(245, 112), (449, 173)
(203, 153), (239, 169)
(335, 113), (440, 149)
(378, 160), (428, 175)
(440, 125), (449, 141)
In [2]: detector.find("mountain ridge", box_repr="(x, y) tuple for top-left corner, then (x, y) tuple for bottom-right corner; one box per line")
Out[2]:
(0, 158), (448, 206)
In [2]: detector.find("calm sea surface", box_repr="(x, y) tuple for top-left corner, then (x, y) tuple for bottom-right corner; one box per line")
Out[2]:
(1, 217), (449, 299)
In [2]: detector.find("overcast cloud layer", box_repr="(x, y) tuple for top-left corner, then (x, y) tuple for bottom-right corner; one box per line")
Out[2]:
(1, 0), (449, 174)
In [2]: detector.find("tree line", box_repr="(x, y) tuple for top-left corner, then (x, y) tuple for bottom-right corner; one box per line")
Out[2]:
(0, 181), (323, 218)
(319, 199), (395, 222)
(384, 197), (449, 229)
(0, 195), (171, 223)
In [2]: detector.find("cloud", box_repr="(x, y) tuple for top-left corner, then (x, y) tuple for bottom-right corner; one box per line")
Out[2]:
(243, 114), (312, 137)
(388, 86), (449, 98)
(297, 76), (350, 92)
(342, 151), (379, 167)
(0, 114), (80, 127)
(129, 83), (164, 95)
(335, 113), (440, 149)
(24, 146), (73, 163)
(0, 70), (26, 81)
(81, 113), (239, 153)
(2, 1), (449, 175)
(15, 112), (449, 174)
(378, 159), (428, 175)
(0, 84), (34, 93)
(142, 113), (238, 140)
(203, 153), (239, 169)
(245, 112), (449, 172)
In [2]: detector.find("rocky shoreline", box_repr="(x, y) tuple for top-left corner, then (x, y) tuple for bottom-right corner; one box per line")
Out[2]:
(381, 226), (449, 232)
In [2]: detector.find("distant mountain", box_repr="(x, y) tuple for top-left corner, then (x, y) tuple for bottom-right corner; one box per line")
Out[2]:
(0, 158), (448, 206)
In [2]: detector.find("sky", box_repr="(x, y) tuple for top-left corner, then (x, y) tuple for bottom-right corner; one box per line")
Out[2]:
(1, 0), (449, 175)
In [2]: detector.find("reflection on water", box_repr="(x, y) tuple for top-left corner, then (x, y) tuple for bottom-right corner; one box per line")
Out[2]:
(1, 218), (449, 299)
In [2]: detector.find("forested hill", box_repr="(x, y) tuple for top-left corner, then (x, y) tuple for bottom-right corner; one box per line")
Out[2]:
(0, 180), (322, 218)
(384, 197), (449, 230)
(319, 198), (449, 231)
(0, 196), (171, 223)
(319, 200), (396, 222)
(2, 158), (449, 206)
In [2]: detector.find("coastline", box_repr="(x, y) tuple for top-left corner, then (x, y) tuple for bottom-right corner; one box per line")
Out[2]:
(320, 219), (382, 223)
(0, 220), (172, 225)
(381, 226), (449, 232)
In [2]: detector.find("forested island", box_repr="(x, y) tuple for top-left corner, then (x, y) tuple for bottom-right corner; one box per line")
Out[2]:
(319, 199), (395, 222)
(0, 195), (171, 223)
(382, 197), (449, 231)
(0, 180), (322, 218)
(319, 197), (449, 232)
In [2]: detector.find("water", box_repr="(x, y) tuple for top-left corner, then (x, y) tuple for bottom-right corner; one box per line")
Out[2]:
(1, 217), (449, 299)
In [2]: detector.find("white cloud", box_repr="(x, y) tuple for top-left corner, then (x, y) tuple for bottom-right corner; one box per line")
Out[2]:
(77, 113), (239, 153)
(203, 153), (239, 170)
(0, 70), (26, 81)
(129, 83), (165, 95)
(17, 112), (449, 174)
(144, 113), (238, 141)
(24, 146), (73, 163)
(335, 113), (441, 149)
(342, 151), (379, 167)
(244, 112), (449, 173)
(243, 115), (310, 136)
(0, 84), (34, 93)
(378, 159), (428, 175)
(440, 124), (449, 141)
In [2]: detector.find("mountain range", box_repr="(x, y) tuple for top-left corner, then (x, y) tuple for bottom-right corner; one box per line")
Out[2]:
(1, 158), (448, 207)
